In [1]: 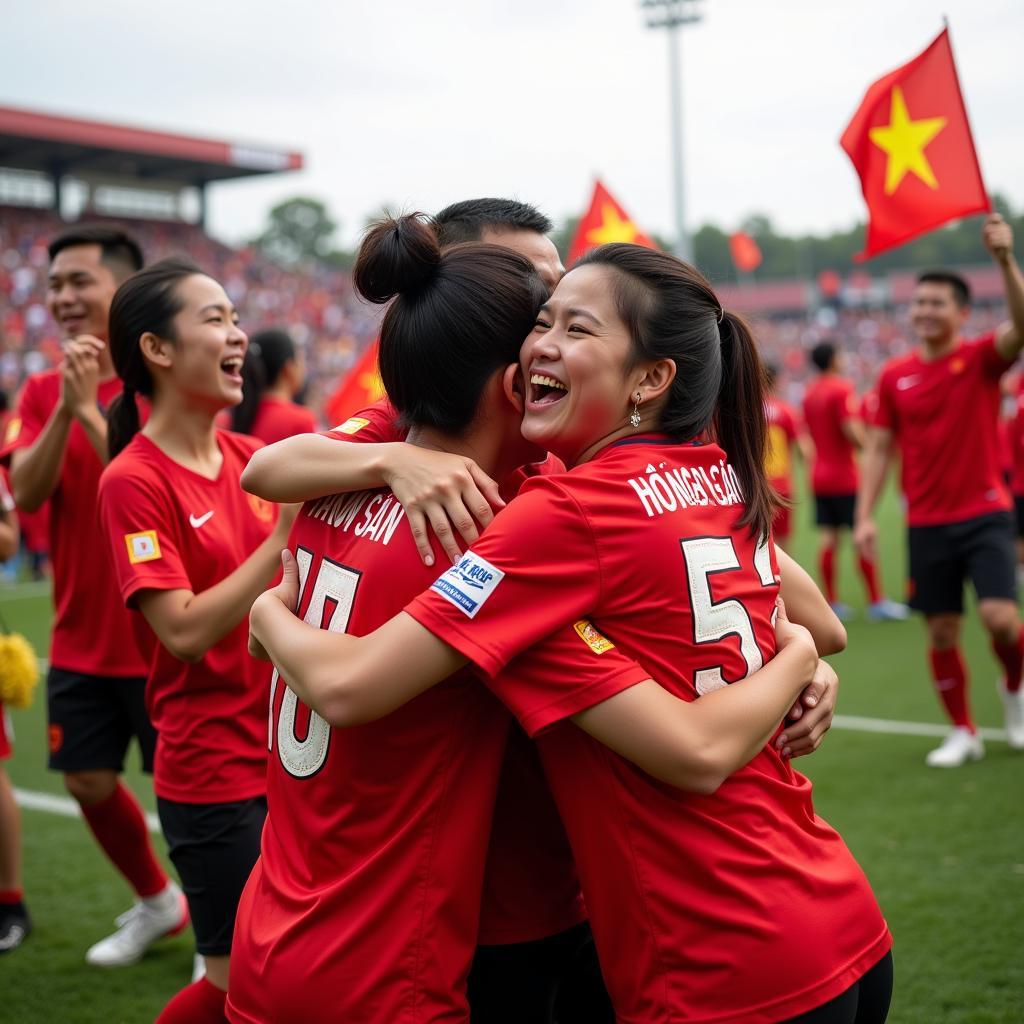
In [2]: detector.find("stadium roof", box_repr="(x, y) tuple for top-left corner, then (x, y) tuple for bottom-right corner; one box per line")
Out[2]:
(0, 105), (303, 186)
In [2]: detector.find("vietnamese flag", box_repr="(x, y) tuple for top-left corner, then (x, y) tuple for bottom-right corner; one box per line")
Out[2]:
(729, 231), (762, 274)
(324, 339), (386, 427)
(567, 180), (657, 266)
(840, 27), (990, 260)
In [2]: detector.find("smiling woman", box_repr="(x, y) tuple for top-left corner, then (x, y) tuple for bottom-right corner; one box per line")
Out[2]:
(94, 258), (296, 1023)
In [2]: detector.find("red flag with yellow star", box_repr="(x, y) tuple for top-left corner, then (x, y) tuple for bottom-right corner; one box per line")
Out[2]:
(840, 27), (989, 260)
(324, 339), (386, 427)
(567, 180), (657, 266)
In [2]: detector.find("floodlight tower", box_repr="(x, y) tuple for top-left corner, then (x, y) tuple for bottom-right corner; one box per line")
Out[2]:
(640, 0), (705, 263)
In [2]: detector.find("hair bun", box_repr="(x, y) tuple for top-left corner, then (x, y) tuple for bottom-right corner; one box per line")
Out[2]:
(354, 213), (441, 304)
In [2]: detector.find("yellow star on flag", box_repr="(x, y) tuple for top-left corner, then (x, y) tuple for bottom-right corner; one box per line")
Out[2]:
(360, 370), (385, 401)
(868, 86), (947, 196)
(586, 204), (640, 246)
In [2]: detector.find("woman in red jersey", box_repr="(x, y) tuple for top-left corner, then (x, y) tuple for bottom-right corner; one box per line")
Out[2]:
(96, 259), (295, 1024)
(230, 327), (317, 444)
(229, 217), (828, 1024)
(252, 244), (893, 1024)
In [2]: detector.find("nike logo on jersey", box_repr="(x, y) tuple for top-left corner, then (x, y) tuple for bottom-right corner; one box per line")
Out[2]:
(189, 511), (214, 528)
(896, 375), (921, 391)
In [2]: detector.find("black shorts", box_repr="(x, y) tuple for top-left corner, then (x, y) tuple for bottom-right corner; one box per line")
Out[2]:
(815, 493), (856, 529)
(46, 668), (155, 774)
(780, 950), (892, 1024)
(157, 795), (267, 956)
(1014, 496), (1024, 538)
(907, 511), (1017, 615)
(468, 920), (614, 1024)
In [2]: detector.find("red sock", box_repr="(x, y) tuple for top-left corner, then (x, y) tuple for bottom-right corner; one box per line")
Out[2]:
(992, 628), (1024, 694)
(80, 782), (168, 898)
(928, 648), (975, 732)
(857, 554), (883, 604)
(819, 545), (837, 603)
(0, 888), (23, 904)
(155, 978), (227, 1024)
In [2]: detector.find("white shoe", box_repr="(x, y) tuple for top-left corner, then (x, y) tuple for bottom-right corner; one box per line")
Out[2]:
(85, 882), (189, 967)
(999, 683), (1024, 749)
(925, 727), (985, 768)
(192, 951), (207, 982)
(868, 599), (910, 622)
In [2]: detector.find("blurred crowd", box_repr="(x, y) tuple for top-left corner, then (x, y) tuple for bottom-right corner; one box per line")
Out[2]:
(0, 206), (381, 424)
(0, 205), (1011, 425)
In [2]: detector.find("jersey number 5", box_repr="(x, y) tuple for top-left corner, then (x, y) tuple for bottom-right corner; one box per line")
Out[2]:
(681, 536), (775, 696)
(269, 547), (361, 779)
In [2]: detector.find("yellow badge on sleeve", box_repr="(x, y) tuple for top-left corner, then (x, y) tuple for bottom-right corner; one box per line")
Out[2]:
(4, 417), (21, 445)
(573, 619), (615, 655)
(125, 530), (161, 564)
(335, 417), (370, 435)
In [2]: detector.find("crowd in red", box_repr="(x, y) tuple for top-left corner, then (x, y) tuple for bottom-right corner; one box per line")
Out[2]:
(0, 204), (1011, 426)
(0, 206), (381, 425)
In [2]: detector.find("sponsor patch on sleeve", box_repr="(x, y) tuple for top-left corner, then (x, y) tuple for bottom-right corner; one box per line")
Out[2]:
(4, 417), (21, 445)
(430, 552), (504, 619)
(334, 417), (371, 435)
(573, 619), (615, 654)
(124, 530), (162, 564)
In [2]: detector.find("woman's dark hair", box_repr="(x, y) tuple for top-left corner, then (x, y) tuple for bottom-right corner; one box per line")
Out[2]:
(230, 328), (298, 434)
(107, 257), (202, 459)
(353, 213), (547, 433)
(576, 243), (778, 539)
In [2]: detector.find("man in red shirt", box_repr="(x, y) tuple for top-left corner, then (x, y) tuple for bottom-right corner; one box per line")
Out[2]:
(763, 364), (810, 547)
(2, 227), (186, 962)
(804, 341), (907, 622)
(856, 213), (1024, 765)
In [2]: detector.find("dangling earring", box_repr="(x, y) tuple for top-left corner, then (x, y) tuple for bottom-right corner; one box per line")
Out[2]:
(629, 391), (642, 428)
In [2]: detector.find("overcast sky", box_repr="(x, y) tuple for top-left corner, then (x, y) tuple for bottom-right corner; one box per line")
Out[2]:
(3, 0), (1021, 247)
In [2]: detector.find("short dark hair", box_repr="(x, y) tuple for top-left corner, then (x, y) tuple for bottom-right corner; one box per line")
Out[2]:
(916, 269), (970, 309)
(231, 329), (298, 434)
(810, 341), (837, 373)
(48, 225), (144, 281)
(354, 213), (546, 434)
(434, 198), (552, 247)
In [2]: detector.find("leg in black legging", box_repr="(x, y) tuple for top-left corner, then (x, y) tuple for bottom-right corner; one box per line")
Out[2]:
(779, 951), (893, 1024)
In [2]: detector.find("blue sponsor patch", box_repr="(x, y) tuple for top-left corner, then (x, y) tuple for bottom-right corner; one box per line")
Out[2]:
(431, 552), (505, 619)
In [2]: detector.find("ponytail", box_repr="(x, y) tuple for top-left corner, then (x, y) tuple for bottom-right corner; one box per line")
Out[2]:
(107, 257), (200, 460)
(714, 311), (779, 541)
(107, 388), (141, 460)
(230, 349), (268, 435)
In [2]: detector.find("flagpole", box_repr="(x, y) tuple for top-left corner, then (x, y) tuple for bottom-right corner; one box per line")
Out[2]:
(641, 0), (705, 264)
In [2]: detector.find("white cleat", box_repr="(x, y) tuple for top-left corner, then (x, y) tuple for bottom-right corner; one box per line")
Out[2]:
(999, 683), (1024, 750)
(925, 727), (985, 768)
(85, 882), (189, 967)
(868, 599), (910, 622)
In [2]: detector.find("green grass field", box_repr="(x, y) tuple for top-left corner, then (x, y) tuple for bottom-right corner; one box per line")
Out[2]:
(0, 484), (1021, 1023)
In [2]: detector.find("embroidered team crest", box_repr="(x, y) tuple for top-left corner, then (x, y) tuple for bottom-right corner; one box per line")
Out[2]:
(573, 619), (615, 655)
(247, 493), (275, 523)
(431, 552), (504, 618)
(125, 530), (161, 564)
(335, 417), (371, 435)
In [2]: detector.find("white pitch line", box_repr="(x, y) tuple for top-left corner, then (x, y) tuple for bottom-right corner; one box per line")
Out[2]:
(832, 714), (1009, 743)
(13, 787), (161, 834)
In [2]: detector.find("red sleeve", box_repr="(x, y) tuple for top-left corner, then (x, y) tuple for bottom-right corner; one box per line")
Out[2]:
(975, 331), (1016, 378)
(488, 619), (650, 736)
(783, 405), (799, 441)
(836, 382), (857, 424)
(324, 398), (404, 444)
(404, 479), (601, 678)
(0, 376), (50, 463)
(98, 465), (191, 606)
(871, 368), (897, 432)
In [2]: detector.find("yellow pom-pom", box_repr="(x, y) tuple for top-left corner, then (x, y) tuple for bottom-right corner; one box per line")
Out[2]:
(0, 633), (39, 709)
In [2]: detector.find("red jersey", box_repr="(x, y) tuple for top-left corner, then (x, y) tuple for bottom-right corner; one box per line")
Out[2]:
(228, 483), (642, 1023)
(97, 431), (276, 803)
(1009, 393), (1024, 497)
(0, 372), (147, 676)
(803, 374), (859, 496)
(407, 437), (891, 1024)
(763, 397), (799, 495)
(248, 396), (317, 446)
(872, 333), (1013, 526)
